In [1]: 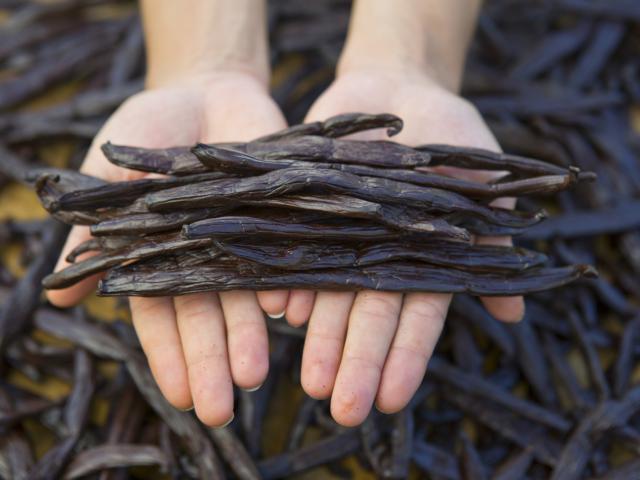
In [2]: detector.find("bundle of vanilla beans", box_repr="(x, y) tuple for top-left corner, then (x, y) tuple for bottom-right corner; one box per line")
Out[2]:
(34, 112), (596, 297)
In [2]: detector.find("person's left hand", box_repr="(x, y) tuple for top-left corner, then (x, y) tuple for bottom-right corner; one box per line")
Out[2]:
(284, 69), (525, 426)
(48, 71), (290, 427)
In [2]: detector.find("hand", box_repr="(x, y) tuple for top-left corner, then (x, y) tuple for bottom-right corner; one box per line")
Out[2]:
(47, 72), (289, 426)
(287, 69), (524, 426)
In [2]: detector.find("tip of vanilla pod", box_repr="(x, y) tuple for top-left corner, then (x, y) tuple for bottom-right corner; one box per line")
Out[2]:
(577, 171), (597, 182)
(535, 209), (549, 221)
(42, 273), (60, 289)
(386, 119), (403, 137)
(578, 264), (598, 279)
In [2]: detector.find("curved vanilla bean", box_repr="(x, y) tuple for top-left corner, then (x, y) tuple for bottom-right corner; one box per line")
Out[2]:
(46, 197), (153, 227)
(63, 444), (168, 479)
(44, 236), (213, 289)
(66, 238), (101, 263)
(147, 168), (543, 228)
(102, 142), (208, 175)
(33, 170), (106, 211)
(255, 112), (403, 142)
(418, 144), (575, 178)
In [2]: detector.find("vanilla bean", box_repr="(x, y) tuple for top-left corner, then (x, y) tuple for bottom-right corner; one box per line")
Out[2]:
(99, 260), (595, 297)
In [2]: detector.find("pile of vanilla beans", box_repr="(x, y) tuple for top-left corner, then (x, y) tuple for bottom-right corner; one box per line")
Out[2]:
(2, 0), (640, 479)
(35, 112), (596, 297)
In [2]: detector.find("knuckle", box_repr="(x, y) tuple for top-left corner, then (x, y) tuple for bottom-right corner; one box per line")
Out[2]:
(354, 292), (401, 324)
(403, 295), (449, 323)
(389, 344), (430, 365)
(342, 354), (383, 375)
(306, 330), (344, 346)
(226, 318), (263, 336)
(185, 350), (226, 370)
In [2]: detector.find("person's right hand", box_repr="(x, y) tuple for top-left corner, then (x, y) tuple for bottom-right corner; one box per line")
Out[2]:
(47, 72), (290, 426)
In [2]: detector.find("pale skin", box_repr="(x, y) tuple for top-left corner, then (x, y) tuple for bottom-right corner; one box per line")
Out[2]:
(48, 0), (524, 428)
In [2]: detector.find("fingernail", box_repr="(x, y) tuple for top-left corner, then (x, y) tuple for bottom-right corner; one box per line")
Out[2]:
(216, 413), (234, 429)
(243, 383), (263, 393)
(179, 406), (194, 412)
(267, 310), (286, 319)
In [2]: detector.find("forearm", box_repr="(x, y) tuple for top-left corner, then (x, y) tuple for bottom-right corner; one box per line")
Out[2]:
(338, 0), (482, 92)
(141, 0), (270, 88)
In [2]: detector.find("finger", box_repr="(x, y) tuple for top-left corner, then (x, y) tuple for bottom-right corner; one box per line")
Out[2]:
(376, 293), (450, 413)
(330, 291), (402, 426)
(285, 290), (316, 327)
(256, 290), (289, 318)
(301, 291), (354, 399)
(130, 297), (191, 410)
(219, 291), (269, 390)
(174, 293), (234, 426)
(477, 233), (525, 322)
(477, 195), (525, 322)
(47, 226), (101, 308)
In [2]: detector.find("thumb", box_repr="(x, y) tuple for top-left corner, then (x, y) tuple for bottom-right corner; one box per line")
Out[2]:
(46, 225), (100, 307)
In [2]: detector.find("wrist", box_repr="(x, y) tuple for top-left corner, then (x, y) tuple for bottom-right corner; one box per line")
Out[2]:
(337, 0), (480, 93)
(143, 69), (271, 103)
(337, 52), (450, 92)
(142, 0), (270, 90)
(146, 62), (268, 91)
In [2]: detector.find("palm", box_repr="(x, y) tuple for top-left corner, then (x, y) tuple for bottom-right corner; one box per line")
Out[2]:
(49, 73), (289, 426)
(288, 71), (524, 425)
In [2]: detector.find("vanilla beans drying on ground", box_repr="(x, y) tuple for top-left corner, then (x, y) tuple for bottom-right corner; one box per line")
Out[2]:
(34, 112), (596, 297)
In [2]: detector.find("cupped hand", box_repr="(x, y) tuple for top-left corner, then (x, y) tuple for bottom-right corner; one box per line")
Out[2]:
(47, 72), (290, 426)
(289, 70), (525, 426)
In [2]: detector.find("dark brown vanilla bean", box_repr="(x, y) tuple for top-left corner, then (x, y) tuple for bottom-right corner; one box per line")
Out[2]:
(102, 142), (208, 176)
(237, 194), (470, 238)
(63, 444), (168, 479)
(214, 240), (548, 272)
(193, 144), (586, 198)
(99, 260), (595, 297)
(418, 144), (574, 178)
(242, 136), (431, 168)
(90, 207), (234, 236)
(55, 172), (230, 211)
(44, 235), (214, 289)
(184, 214), (418, 241)
(255, 112), (403, 142)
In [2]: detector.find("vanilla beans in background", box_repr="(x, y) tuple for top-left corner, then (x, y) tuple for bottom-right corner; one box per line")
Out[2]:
(35, 112), (596, 298)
